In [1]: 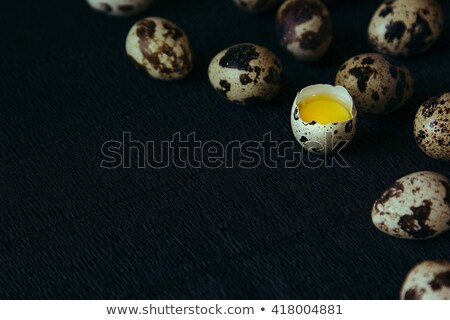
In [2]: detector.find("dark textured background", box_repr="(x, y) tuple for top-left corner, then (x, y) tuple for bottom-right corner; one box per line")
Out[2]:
(0, 0), (449, 299)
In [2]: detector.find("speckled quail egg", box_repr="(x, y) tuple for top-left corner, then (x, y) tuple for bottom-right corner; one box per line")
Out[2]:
(401, 260), (450, 300)
(126, 17), (193, 80)
(368, 0), (444, 57)
(372, 171), (450, 240)
(87, 0), (153, 17)
(276, 0), (333, 62)
(335, 53), (414, 114)
(208, 43), (283, 105)
(414, 93), (450, 161)
(233, 0), (279, 13)
(291, 84), (357, 155)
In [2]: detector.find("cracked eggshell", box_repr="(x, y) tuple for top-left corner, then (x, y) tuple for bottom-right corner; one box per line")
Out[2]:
(414, 93), (450, 161)
(208, 43), (283, 106)
(335, 53), (414, 114)
(368, 0), (444, 57)
(276, 0), (333, 62)
(126, 17), (193, 80)
(233, 0), (279, 13)
(290, 84), (357, 155)
(401, 260), (450, 300)
(372, 171), (450, 240)
(87, 0), (153, 17)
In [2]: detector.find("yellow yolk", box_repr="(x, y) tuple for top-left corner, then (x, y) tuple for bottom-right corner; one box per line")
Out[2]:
(299, 94), (352, 125)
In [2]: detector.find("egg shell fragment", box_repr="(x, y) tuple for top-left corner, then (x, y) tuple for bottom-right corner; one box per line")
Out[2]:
(86, 0), (153, 17)
(414, 93), (450, 161)
(208, 43), (283, 105)
(368, 0), (444, 57)
(372, 171), (450, 240)
(233, 0), (279, 13)
(126, 17), (193, 80)
(335, 53), (414, 114)
(290, 84), (357, 155)
(401, 260), (450, 300)
(276, 0), (333, 62)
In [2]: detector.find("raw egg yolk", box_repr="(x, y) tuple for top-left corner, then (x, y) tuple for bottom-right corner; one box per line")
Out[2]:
(299, 94), (352, 125)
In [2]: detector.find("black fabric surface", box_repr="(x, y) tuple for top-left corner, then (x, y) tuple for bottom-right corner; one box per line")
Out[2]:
(1, 0), (449, 299)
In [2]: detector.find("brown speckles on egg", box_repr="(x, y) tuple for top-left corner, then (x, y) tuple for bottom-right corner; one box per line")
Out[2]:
(293, 107), (300, 121)
(371, 91), (380, 101)
(300, 136), (309, 143)
(372, 171), (450, 240)
(401, 260), (450, 300)
(219, 44), (259, 72)
(348, 66), (373, 92)
(379, 2), (393, 18)
(414, 93), (450, 161)
(126, 17), (193, 80)
(404, 288), (424, 300)
(100, 3), (113, 12)
(384, 21), (406, 42)
(368, 0), (444, 57)
(405, 13), (433, 55)
(276, 0), (333, 62)
(87, 0), (154, 17)
(263, 67), (281, 85)
(344, 121), (353, 134)
(429, 272), (450, 291)
(389, 66), (398, 78)
(415, 130), (426, 144)
(209, 44), (282, 105)
(421, 95), (439, 118)
(162, 22), (183, 40)
(361, 56), (374, 65)
(336, 53), (414, 114)
(374, 181), (404, 207)
(239, 74), (253, 85)
(218, 80), (231, 96)
(398, 200), (436, 239)
(442, 181), (450, 207)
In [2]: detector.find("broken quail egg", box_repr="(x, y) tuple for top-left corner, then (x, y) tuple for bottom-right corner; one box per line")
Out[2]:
(335, 53), (414, 114)
(233, 0), (278, 13)
(401, 260), (450, 300)
(208, 43), (283, 105)
(126, 17), (193, 80)
(414, 93), (450, 161)
(368, 0), (444, 57)
(276, 0), (333, 62)
(291, 84), (357, 155)
(87, 0), (153, 17)
(372, 171), (450, 240)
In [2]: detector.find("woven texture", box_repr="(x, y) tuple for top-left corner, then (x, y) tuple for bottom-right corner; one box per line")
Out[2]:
(0, 0), (449, 299)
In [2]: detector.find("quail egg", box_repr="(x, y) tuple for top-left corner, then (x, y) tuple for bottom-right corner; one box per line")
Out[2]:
(276, 0), (333, 62)
(335, 53), (414, 114)
(87, 0), (153, 17)
(126, 17), (193, 80)
(372, 171), (450, 240)
(368, 0), (444, 57)
(401, 260), (450, 300)
(208, 43), (283, 105)
(233, 0), (278, 13)
(414, 93), (450, 161)
(291, 84), (357, 155)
